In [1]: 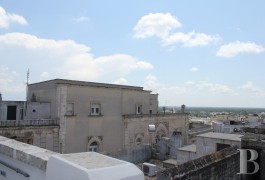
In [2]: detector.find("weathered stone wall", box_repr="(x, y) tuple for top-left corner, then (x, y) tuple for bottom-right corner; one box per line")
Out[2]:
(123, 113), (189, 150)
(241, 130), (265, 180)
(104, 145), (151, 164)
(157, 146), (240, 180)
(195, 134), (241, 158)
(0, 126), (59, 152)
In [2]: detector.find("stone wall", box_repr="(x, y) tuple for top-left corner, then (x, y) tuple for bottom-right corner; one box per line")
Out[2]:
(241, 129), (265, 180)
(123, 113), (189, 150)
(157, 146), (240, 180)
(0, 126), (59, 152)
(104, 145), (151, 164)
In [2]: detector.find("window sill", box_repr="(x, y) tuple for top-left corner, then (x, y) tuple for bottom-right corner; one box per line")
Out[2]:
(88, 114), (103, 117)
(65, 114), (76, 117)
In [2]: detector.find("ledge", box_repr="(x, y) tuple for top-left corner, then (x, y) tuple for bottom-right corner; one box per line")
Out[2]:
(0, 136), (58, 172)
(88, 115), (103, 117)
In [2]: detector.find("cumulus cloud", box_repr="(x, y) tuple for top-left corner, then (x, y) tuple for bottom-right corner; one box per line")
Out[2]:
(163, 32), (220, 47)
(191, 67), (199, 72)
(133, 13), (182, 39)
(0, 6), (27, 28)
(144, 75), (159, 92)
(114, 78), (128, 85)
(217, 41), (265, 58)
(133, 13), (220, 48)
(0, 66), (25, 93)
(0, 32), (153, 85)
(74, 16), (90, 23)
(186, 81), (234, 94)
(240, 81), (262, 93)
(40, 72), (50, 80)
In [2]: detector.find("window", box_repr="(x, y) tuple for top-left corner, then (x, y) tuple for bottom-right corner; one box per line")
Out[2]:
(155, 135), (160, 144)
(91, 103), (100, 116)
(66, 103), (74, 116)
(136, 105), (142, 114)
(136, 138), (142, 146)
(88, 142), (98, 152)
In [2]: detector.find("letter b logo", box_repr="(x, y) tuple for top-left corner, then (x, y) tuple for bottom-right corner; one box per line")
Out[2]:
(238, 149), (259, 174)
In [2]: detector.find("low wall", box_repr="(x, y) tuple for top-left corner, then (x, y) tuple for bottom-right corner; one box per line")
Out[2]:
(0, 136), (144, 180)
(157, 146), (240, 180)
(105, 145), (151, 163)
(0, 126), (59, 152)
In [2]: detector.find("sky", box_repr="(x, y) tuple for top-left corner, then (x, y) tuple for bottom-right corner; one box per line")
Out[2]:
(0, 0), (265, 108)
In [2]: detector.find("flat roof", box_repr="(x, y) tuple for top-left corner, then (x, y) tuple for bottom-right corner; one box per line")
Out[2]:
(196, 132), (243, 141)
(29, 79), (148, 92)
(163, 159), (178, 165)
(0, 136), (58, 171)
(178, 144), (196, 152)
(57, 152), (125, 170)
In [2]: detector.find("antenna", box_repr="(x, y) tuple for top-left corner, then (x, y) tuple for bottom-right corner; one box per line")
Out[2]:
(26, 69), (30, 101)
(25, 69), (30, 116)
(26, 69), (29, 86)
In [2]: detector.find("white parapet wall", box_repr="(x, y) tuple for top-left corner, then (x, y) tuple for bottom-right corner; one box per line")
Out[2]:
(0, 136), (144, 180)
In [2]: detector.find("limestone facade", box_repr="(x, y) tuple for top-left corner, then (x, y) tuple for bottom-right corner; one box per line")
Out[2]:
(0, 126), (59, 152)
(123, 114), (189, 150)
(28, 79), (160, 153)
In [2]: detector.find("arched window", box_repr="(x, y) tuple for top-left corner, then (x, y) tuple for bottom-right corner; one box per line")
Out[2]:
(136, 138), (142, 146)
(88, 142), (98, 152)
(155, 135), (160, 144)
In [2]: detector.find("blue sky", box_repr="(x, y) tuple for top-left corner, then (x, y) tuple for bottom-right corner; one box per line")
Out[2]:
(0, 0), (265, 107)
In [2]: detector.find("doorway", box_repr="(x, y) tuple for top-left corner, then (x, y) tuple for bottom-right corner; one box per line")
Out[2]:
(7, 106), (17, 120)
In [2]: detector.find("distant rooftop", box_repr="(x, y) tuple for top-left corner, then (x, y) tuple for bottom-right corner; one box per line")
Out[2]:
(29, 79), (149, 92)
(197, 132), (243, 141)
(178, 144), (196, 152)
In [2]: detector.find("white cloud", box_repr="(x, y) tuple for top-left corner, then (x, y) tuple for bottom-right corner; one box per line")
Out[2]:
(133, 13), (220, 48)
(133, 13), (182, 39)
(40, 72), (50, 80)
(114, 78), (128, 85)
(0, 32), (153, 86)
(74, 16), (90, 23)
(185, 81), (234, 94)
(144, 75), (159, 92)
(163, 32), (220, 47)
(0, 6), (27, 28)
(217, 41), (265, 58)
(0, 66), (25, 93)
(191, 67), (199, 72)
(160, 86), (188, 95)
(240, 81), (262, 93)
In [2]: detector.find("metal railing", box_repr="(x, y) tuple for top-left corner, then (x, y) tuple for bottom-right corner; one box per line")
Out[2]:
(0, 119), (59, 127)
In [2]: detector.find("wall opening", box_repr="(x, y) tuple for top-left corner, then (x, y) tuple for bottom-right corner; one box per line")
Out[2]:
(216, 143), (230, 151)
(7, 106), (17, 120)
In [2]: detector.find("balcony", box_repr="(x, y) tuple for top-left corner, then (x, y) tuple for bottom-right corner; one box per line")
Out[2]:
(0, 119), (59, 128)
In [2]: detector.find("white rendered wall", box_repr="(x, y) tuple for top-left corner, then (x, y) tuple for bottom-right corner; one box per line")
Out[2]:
(0, 154), (46, 180)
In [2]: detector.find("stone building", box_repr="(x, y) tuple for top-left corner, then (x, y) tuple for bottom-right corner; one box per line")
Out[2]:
(26, 79), (189, 155)
(176, 132), (243, 164)
(0, 96), (59, 152)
